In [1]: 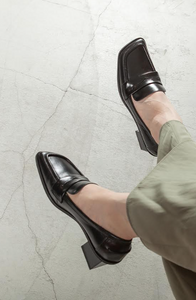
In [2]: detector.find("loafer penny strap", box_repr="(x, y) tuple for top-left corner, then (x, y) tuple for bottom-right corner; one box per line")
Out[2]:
(51, 175), (92, 202)
(124, 71), (165, 100)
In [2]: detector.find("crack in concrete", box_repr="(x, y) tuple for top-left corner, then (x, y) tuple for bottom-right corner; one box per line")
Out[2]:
(0, 184), (22, 221)
(24, 226), (67, 299)
(0, 150), (21, 155)
(42, 0), (92, 15)
(24, 127), (45, 163)
(14, 73), (32, 137)
(22, 90), (66, 164)
(69, 86), (122, 106)
(173, 0), (185, 10)
(21, 156), (58, 300)
(69, 0), (113, 89)
(40, 90), (67, 130)
(70, 87), (133, 121)
(101, 25), (113, 31)
(100, 101), (133, 122)
(0, 66), (65, 92)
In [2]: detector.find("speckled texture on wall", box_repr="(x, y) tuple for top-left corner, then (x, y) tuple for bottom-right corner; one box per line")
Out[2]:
(0, 0), (196, 299)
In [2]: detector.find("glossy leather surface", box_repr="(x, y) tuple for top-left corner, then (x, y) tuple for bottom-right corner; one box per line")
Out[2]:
(118, 37), (166, 101)
(117, 37), (166, 156)
(36, 151), (132, 264)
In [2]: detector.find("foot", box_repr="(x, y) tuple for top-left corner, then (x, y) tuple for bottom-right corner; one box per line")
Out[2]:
(132, 91), (183, 144)
(67, 184), (137, 241)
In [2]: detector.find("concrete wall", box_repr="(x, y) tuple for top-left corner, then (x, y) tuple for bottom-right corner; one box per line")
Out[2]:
(0, 0), (195, 299)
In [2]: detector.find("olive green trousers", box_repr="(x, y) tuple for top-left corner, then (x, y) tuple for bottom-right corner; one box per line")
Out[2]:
(126, 120), (196, 300)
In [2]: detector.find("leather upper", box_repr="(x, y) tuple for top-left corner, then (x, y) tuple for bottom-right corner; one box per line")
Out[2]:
(118, 37), (166, 101)
(124, 71), (163, 99)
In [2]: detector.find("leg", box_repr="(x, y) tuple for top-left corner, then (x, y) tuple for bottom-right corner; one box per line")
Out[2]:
(67, 91), (183, 242)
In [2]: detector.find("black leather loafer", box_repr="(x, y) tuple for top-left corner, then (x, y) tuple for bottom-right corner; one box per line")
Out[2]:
(117, 37), (166, 157)
(35, 151), (132, 270)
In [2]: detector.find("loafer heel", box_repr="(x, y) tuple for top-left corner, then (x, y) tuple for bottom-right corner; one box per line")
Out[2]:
(81, 241), (106, 269)
(135, 130), (147, 152)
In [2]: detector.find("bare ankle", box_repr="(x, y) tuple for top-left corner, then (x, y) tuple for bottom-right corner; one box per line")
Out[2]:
(116, 193), (138, 239)
(149, 116), (163, 144)
(150, 113), (183, 145)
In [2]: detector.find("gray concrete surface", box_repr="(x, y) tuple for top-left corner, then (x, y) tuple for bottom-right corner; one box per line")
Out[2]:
(0, 0), (196, 299)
